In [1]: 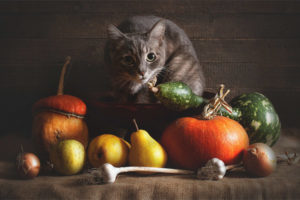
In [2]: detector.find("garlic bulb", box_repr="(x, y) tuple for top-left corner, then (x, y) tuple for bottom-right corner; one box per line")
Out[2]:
(197, 158), (227, 180)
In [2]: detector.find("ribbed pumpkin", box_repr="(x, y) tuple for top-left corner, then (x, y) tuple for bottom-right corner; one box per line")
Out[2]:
(161, 116), (249, 170)
(161, 85), (249, 170)
(32, 57), (88, 159)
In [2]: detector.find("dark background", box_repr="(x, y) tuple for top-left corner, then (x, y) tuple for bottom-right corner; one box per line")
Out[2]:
(1, 0), (300, 137)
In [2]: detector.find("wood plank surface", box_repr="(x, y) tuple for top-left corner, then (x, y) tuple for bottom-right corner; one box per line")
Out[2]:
(1, 14), (300, 39)
(1, 39), (300, 64)
(0, 0), (299, 135)
(1, 62), (299, 92)
(1, 1), (300, 14)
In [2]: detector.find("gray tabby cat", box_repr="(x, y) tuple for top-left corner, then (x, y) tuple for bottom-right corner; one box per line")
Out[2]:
(105, 16), (205, 103)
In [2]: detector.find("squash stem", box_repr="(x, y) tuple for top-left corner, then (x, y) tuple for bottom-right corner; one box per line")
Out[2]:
(150, 87), (159, 93)
(193, 95), (208, 108)
(57, 56), (71, 95)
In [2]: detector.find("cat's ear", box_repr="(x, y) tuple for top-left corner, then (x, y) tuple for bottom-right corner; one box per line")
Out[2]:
(107, 24), (126, 40)
(148, 20), (166, 41)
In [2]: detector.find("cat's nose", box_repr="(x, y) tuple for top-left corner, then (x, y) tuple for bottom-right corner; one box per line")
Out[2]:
(139, 71), (146, 78)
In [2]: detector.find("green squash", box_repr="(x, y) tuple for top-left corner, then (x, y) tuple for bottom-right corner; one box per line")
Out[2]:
(151, 82), (207, 111)
(151, 82), (281, 146)
(219, 92), (281, 146)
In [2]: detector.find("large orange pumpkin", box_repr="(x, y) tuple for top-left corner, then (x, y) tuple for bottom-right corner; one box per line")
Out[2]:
(32, 57), (88, 159)
(161, 116), (249, 170)
(32, 95), (89, 159)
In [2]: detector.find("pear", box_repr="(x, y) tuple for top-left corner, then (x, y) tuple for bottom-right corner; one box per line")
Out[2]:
(50, 139), (85, 175)
(88, 134), (131, 168)
(128, 119), (167, 168)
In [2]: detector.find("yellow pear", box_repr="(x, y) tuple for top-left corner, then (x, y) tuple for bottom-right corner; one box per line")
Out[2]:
(88, 134), (131, 168)
(50, 139), (85, 175)
(129, 119), (167, 168)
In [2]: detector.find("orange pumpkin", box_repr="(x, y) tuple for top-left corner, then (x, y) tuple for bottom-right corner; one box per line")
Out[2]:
(161, 116), (249, 170)
(32, 97), (88, 159)
(161, 85), (249, 170)
(33, 94), (86, 116)
(32, 57), (88, 159)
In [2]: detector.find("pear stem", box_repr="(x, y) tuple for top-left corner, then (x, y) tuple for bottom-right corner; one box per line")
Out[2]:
(132, 118), (139, 131)
(57, 56), (71, 95)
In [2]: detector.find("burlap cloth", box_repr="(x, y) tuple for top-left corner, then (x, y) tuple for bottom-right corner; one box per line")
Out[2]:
(1, 129), (300, 200)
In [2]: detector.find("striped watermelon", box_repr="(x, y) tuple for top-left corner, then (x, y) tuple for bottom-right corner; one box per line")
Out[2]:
(219, 92), (281, 146)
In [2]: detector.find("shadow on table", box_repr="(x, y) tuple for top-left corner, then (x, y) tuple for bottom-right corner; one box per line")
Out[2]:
(0, 161), (20, 180)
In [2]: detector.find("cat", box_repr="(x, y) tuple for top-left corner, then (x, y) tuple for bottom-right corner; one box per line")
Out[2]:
(104, 16), (205, 103)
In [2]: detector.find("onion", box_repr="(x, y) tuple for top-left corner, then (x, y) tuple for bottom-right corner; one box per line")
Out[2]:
(16, 152), (40, 179)
(243, 143), (277, 177)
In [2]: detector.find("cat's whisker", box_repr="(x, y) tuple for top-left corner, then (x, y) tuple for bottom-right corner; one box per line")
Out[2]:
(156, 72), (165, 79)
(113, 77), (131, 90)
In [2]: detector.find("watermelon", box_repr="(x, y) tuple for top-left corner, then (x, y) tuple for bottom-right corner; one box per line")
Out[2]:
(219, 92), (281, 146)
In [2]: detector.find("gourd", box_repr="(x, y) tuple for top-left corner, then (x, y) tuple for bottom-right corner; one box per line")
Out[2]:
(150, 79), (281, 146)
(32, 57), (89, 159)
(150, 81), (208, 111)
(219, 92), (281, 146)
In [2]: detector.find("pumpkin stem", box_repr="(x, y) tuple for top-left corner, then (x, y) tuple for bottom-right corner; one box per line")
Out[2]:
(202, 84), (232, 120)
(57, 56), (71, 95)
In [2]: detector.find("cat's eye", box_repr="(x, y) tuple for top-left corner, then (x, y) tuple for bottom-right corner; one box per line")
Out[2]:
(123, 55), (134, 65)
(146, 53), (156, 62)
